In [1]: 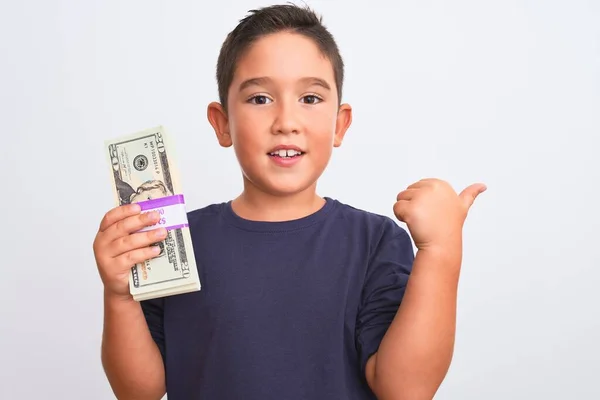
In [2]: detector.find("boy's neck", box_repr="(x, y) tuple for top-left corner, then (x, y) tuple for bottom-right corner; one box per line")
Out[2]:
(231, 182), (326, 222)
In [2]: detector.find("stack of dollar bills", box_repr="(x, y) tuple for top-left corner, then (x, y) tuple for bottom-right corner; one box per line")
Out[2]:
(104, 126), (201, 301)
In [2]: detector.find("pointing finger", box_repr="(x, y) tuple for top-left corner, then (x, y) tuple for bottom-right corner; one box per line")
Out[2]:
(459, 183), (487, 209)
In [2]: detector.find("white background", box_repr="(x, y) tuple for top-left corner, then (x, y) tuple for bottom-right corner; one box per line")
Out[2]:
(1, 0), (598, 398)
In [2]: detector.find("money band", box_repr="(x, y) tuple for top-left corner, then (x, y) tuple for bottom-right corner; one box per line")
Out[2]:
(136, 194), (189, 232)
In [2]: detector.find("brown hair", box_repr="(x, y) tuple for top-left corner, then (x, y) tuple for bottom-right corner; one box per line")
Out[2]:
(216, 3), (344, 112)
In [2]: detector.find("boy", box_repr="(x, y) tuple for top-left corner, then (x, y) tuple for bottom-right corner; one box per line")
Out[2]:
(93, 4), (485, 400)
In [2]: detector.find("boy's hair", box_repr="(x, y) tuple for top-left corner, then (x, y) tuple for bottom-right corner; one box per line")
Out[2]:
(216, 3), (344, 112)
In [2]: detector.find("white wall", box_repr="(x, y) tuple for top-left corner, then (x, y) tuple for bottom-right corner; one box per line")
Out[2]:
(1, 0), (598, 398)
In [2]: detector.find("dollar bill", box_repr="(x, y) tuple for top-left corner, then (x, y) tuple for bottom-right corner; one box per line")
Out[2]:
(104, 125), (201, 301)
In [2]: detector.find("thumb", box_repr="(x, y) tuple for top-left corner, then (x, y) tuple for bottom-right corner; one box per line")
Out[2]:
(459, 183), (487, 209)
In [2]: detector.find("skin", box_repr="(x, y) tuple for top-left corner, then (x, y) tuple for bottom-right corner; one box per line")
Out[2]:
(207, 32), (352, 222)
(93, 30), (486, 400)
(368, 179), (486, 400)
(93, 206), (167, 399)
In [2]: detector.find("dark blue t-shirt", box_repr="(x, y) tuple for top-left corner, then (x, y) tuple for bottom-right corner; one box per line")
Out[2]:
(141, 197), (414, 399)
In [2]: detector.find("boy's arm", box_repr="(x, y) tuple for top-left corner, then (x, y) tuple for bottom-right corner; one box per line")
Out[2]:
(93, 204), (168, 399)
(101, 292), (166, 400)
(364, 179), (485, 399)
(365, 244), (461, 400)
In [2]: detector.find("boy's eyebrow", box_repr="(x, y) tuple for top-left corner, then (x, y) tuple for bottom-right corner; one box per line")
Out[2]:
(301, 77), (331, 91)
(238, 77), (271, 92)
(238, 77), (331, 92)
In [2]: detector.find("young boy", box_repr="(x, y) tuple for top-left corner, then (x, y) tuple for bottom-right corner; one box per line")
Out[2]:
(93, 4), (485, 400)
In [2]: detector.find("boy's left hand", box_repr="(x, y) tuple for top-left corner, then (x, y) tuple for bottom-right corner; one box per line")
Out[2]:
(393, 178), (486, 252)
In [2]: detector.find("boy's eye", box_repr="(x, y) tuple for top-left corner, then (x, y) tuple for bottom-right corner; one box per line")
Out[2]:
(248, 95), (272, 105)
(301, 95), (322, 104)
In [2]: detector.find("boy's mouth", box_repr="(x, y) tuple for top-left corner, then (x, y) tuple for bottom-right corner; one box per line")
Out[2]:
(267, 149), (305, 159)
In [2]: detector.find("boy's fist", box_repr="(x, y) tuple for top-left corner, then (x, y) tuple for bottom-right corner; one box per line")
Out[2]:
(393, 178), (486, 251)
(92, 204), (168, 299)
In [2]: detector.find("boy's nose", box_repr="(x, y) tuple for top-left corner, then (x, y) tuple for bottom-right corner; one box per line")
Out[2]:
(272, 103), (300, 135)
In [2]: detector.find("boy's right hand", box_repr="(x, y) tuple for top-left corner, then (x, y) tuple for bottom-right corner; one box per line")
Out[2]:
(93, 204), (168, 300)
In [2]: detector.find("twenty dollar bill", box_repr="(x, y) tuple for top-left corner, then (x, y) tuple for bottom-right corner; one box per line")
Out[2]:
(104, 126), (201, 301)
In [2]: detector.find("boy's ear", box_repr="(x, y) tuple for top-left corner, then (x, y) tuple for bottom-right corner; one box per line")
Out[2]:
(207, 102), (232, 148)
(333, 103), (352, 147)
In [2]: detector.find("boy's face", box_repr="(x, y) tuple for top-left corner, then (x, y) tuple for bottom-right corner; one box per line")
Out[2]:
(208, 32), (352, 197)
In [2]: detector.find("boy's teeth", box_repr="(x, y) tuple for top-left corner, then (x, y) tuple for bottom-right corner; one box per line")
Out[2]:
(271, 149), (302, 157)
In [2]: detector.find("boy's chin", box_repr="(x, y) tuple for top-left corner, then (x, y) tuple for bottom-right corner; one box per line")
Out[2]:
(267, 183), (316, 197)
(253, 176), (319, 197)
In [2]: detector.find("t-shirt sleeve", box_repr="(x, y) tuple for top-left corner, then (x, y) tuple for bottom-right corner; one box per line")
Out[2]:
(140, 297), (166, 363)
(355, 218), (415, 375)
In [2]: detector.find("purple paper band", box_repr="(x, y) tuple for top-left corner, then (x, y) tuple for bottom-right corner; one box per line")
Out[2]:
(136, 194), (185, 211)
(168, 223), (189, 230)
(134, 194), (189, 232)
